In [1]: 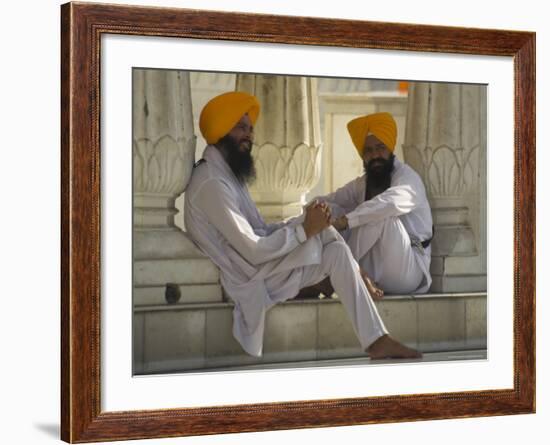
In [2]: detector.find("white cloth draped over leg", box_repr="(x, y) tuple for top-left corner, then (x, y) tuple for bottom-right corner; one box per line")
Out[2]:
(265, 230), (388, 351)
(345, 217), (424, 294)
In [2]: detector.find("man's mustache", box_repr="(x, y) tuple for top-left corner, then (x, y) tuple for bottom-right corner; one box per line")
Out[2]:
(368, 157), (387, 167)
(364, 157), (390, 171)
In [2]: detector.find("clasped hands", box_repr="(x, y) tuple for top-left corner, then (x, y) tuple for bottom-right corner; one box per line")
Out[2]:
(303, 200), (348, 239)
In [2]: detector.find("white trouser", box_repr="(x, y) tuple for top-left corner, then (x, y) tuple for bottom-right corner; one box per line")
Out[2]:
(298, 236), (388, 350)
(344, 217), (423, 294)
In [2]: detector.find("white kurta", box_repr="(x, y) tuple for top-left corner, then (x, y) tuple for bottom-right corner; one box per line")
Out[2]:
(184, 145), (387, 356)
(316, 157), (433, 294)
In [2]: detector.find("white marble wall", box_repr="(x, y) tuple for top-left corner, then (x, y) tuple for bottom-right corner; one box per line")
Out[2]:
(404, 83), (487, 292)
(236, 74), (323, 221)
(133, 69), (222, 305)
(174, 71), (237, 230)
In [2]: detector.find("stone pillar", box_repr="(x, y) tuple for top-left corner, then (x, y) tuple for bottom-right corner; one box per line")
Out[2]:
(236, 74), (323, 222)
(403, 83), (487, 292)
(317, 78), (371, 93)
(172, 72), (237, 230)
(133, 69), (222, 305)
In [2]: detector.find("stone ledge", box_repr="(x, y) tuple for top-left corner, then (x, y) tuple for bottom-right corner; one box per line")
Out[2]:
(134, 292), (487, 374)
(134, 284), (222, 305)
(134, 291), (486, 312)
(430, 274), (487, 293)
(143, 349), (488, 375)
(133, 258), (219, 286)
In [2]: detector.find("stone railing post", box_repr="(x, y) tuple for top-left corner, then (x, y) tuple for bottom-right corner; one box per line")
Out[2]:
(236, 74), (323, 222)
(133, 69), (222, 305)
(403, 82), (487, 292)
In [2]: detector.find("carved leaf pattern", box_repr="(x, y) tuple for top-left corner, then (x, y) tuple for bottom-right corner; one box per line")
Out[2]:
(463, 145), (480, 188)
(133, 135), (196, 195)
(249, 142), (322, 193)
(403, 143), (479, 198)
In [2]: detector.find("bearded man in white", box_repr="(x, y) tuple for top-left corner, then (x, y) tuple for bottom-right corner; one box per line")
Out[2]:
(310, 112), (433, 300)
(184, 91), (421, 359)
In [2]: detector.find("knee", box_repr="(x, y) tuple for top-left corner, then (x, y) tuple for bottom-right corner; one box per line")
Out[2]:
(320, 225), (344, 244)
(353, 216), (402, 234)
(323, 239), (351, 264)
(381, 216), (406, 236)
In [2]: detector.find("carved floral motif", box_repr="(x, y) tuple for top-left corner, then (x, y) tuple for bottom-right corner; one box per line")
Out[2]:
(249, 142), (322, 194)
(133, 135), (196, 195)
(403, 143), (480, 198)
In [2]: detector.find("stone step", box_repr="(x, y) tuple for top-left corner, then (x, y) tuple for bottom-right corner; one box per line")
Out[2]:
(151, 349), (487, 374)
(133, 258), (219, 286)
(133, 292), (487, 375)
(430, 255), (484, 276)
(430, 274), (487, 293)
(134, 284), (223, 305)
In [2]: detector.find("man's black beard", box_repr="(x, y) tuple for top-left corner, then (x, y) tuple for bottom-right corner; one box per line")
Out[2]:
(364, 154), (395, 200)
(218, 134), (256, 185)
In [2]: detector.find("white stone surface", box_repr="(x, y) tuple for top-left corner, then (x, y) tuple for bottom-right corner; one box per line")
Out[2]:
(133, 313), (145, 374)
(404, 82), (487, 292)
(133, 258), (220, 286)
(133, 69), (196, 201)
(318, 77), (372, 93)
(465, 297), (487, 350)
(133, 228), (205, 259)
(416, 297), (467, 352)
(143, 309), (206, 373)
(263, 303), (318, 362)
(430, 255), (485, 276)
(430, 275), (487, 293)
(133, 69), (222, 302)
(205, 307), (263, 368)
(237, 74), (323, 221)
(134, 293), (486, 373)
(318, 300), (364, 359)
(134, 284), (223, 306)
(377, 298), (418, 349)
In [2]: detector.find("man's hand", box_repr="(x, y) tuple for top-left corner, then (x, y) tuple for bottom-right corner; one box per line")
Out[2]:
(303, 200), (331, 239)
(331, 215), (349, 231)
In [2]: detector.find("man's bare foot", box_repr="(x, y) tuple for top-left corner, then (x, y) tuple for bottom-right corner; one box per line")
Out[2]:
(367, 335), (422, 359)
(361, 271), (384, 300)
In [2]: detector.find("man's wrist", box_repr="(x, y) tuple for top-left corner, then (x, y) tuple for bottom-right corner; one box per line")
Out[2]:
(341, 216), (349, 229)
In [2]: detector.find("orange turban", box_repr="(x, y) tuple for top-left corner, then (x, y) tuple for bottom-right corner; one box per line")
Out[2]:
(199, 91), (260, 144)
(347, 112), (397, 156)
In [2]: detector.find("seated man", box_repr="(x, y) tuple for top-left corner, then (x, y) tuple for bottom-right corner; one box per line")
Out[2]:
(184, 91), (421, 359)
(314, 112), (433, 298)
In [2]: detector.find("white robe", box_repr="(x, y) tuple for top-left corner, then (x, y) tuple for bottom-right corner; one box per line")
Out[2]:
(315, 157), (433, 294)
(184, 145), (387, 356)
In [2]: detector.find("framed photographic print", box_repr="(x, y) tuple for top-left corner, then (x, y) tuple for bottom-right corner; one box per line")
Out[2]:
(61, 1), (535, 442)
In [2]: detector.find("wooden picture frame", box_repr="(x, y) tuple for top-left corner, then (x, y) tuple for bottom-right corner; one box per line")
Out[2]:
(61, 1), (535, 442)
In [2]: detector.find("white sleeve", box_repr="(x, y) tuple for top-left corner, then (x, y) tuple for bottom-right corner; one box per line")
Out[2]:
(194, 179), (307, 265)
(262, 213), (306, 236)
(346, 179), (423, 229)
